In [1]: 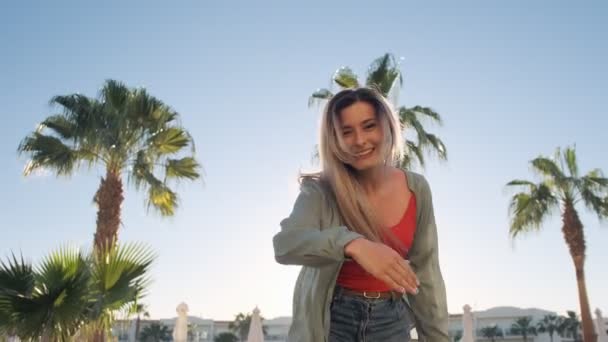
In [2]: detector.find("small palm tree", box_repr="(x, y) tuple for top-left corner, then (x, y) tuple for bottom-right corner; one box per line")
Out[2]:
(510, 316), (536, 342)
(506, 146), (607, 342)
(309, 53), (447, 170)
(560, 311), (582, 342)
(214, 332), (239, 342)
(139, 323), (171, 342)
(0, 243), (154, 341)
(480, 324), (503, 342)
(0, 248), (90, 341)
(18, 79), (201, 251)
(537, 314), (560, 342)
(452, 330), (463, 342)
(228, 312), (268, 341)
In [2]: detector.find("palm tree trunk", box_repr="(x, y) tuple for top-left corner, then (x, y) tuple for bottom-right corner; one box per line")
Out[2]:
(40, 329), (51, 342)
(93, 169), (124, 251)
(136, 315), (141, 341)
(93, 330), (105, 342)
(562, 201), (597, 342)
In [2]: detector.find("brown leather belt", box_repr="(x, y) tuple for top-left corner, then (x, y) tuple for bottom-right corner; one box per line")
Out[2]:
(340, 288), (402, 300)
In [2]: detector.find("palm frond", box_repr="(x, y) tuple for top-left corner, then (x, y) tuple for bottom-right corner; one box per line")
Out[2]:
(308, 88), (334, 108)
(50, 94), (102, 135)
(100, 79), (130, 111)
(0, 254), (34, 294)
(38, 115), (79, 140)
(422, 133), (448, 160)
(147, 180), (178, 216)
(18, 133), (80, 176)
(507, 182), (558, 238)
(506, 179), (537, 188)
(166, 157), (200, 180)
(531, 157), (566, 182)
(365, 53), (402, 97)
(0, 246), (90, 340)
(131, 151), (155, 190)
(399, 140), (424, 169)
(563, 146), (578, 177)
(333, 67), (359, 89)
(128, 87), (177, 131)
(407, 105), (443, 125)
(399, 108), (427, 140)
(579, 187), (608, 221)
(89, 243), (155, 331)
(580, 169), (608, 190)
(150, 128), (191, 155)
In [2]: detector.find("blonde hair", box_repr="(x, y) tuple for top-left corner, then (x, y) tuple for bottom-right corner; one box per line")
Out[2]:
(302, 87), (403, 244)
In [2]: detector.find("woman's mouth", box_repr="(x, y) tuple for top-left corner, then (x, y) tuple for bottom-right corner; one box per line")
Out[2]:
(354, 148), (374, 159)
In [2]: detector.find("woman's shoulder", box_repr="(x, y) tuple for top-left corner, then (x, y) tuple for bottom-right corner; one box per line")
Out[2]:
(298, 173), (329, 196)
(398, 168), (432, 194)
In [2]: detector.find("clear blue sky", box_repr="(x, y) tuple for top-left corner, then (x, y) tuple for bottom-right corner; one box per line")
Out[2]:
(1, 1), (606, 320)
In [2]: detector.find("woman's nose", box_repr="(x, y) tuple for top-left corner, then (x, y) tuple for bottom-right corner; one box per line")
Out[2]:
(354, 130), (365, 146)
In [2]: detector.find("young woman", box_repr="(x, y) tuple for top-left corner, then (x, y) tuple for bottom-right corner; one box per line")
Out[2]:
(273, 87), (448, 342)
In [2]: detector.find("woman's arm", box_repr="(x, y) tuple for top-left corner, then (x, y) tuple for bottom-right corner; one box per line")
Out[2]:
(408, 175), (449, 342)
(273, 179), (363, 267)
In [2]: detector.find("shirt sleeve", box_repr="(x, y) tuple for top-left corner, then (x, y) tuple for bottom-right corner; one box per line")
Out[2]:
(273, 179), (363, 267)
(407, 175), (450, 342)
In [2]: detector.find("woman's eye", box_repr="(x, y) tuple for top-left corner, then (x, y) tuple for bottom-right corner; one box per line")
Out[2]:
(342, 131), (352, 136)
(365, 124), (376, 129)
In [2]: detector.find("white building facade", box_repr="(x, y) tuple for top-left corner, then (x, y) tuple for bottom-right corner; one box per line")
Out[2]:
(110, 305), (601, 342)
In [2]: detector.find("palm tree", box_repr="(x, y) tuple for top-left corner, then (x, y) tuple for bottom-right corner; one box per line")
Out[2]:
(506, 146), (607, 342)
(556, 315), (568, 339)
(309, 53), (447, 169)
(139, 323), (171, 342)
(0, 243), (154, 341)
(560, 311), (583, 342)
(480, 324), (503, 342)
(18, 79), (201, 251)
(510, 316), (536, 342)
(130, 303), (151, 342)
(214, 332), (239, 342)
(0, 248), (90, 341)
(228, 312), (268, 341)
(537, 314), (560, 342)
(229, 312), (250, 341)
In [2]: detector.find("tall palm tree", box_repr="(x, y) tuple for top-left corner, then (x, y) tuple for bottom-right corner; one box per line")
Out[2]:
(506, 146), (607, 342)
(18, 79), (201, 250)
(0, 243), (154, 341)
(480, 325), (503, 342)
(309, 53), (447, 169)
(537, 314), (560, 342)
(510, 316), (536, 342)
(130, 302), (151, 341)
(139, 323), (171, 342)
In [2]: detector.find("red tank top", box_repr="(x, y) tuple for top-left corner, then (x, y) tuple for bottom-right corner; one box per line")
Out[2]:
(336, 194), (417, 291)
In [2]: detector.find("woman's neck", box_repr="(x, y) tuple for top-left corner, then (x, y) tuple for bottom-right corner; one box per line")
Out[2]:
(356, 165), (393, 195)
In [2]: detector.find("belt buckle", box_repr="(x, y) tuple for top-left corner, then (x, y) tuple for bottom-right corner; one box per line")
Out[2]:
(363, 291), (381, 299)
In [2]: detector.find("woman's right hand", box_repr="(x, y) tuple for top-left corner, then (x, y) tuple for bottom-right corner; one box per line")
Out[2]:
(344, 238), (419, 295)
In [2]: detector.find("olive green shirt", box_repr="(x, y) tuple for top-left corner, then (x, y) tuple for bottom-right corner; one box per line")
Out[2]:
(273, 169), (449, 342)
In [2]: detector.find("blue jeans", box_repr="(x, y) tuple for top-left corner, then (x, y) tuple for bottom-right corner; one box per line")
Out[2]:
(329, 286), (415, 342)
